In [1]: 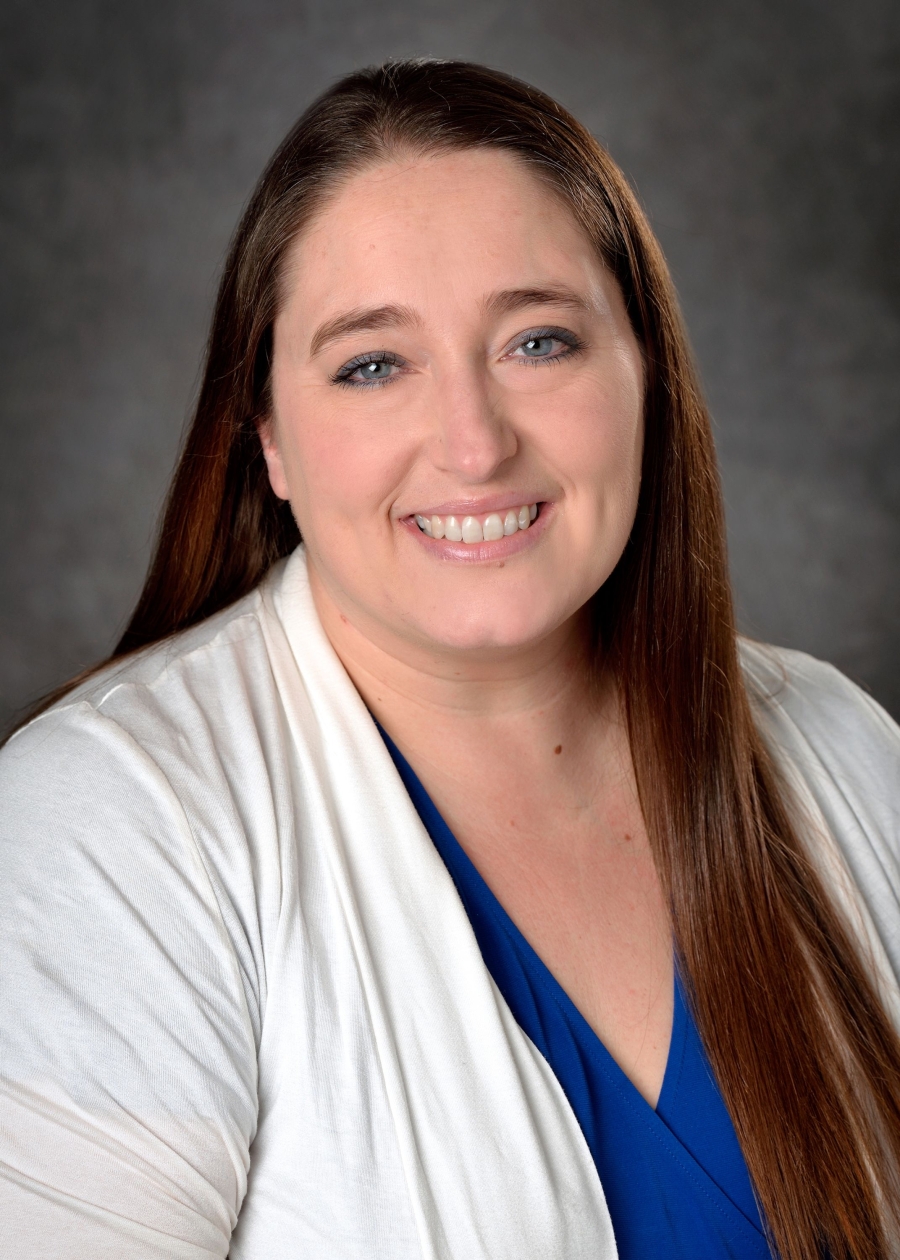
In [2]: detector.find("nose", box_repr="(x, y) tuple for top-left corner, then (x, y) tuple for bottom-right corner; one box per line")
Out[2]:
(427, 362), (517, 483)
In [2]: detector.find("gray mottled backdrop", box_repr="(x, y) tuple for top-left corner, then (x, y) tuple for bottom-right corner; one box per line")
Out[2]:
(2, 0), (898, 728)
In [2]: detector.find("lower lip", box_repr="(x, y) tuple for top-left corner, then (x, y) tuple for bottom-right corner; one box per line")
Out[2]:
(402, 503), (553, 562)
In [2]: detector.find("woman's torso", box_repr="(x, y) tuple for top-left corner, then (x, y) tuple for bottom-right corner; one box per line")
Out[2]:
(2, 550), (899, 1259)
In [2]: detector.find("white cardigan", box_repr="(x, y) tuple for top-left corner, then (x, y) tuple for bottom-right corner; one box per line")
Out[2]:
(1, 548), (898, 1259)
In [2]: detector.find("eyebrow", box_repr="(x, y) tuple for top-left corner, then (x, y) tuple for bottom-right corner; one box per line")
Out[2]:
(483, 285), (592, 317)
(309, 304), (420, 357)
(308, 285), (590, 358)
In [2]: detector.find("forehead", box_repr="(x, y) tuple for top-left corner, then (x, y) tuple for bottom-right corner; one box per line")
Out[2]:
(278, 149), (611, 324)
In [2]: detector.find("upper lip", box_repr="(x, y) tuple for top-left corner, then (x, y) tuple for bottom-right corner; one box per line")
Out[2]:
(403, 494), (546, 518)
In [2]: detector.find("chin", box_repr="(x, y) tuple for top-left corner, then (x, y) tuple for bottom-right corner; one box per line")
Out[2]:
(404, 596), (568, 655)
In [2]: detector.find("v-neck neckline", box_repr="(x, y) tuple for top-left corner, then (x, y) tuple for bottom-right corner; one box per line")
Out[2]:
(439, 804), (688, 1116)
(377, 722), (770, 1252)
(375, 722), (684, 1114)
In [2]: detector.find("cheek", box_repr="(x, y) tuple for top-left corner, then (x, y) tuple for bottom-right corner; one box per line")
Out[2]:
(274, 384), (415, 536)
(539, 367), (643, 506)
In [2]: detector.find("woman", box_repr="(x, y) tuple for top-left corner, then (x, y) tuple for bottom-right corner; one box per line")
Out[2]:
(1, 58), (899, 1260)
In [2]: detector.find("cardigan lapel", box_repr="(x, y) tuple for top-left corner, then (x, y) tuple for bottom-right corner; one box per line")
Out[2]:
(258, 548), (617, 1260)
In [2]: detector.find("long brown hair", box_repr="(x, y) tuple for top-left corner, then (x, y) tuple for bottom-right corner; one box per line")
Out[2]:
(27, 60), (900, 1257)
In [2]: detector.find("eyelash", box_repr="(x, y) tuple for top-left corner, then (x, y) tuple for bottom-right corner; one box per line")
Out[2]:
(511, 326), (585, 365)
(332, 351), (404, 389)
(330, 326), (585, 389)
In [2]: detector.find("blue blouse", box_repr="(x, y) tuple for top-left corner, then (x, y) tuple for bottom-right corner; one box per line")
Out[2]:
(381, 730), (774, 1260)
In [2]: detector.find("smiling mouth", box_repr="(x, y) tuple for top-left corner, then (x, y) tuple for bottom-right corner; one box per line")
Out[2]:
(413, 503), (539, 544)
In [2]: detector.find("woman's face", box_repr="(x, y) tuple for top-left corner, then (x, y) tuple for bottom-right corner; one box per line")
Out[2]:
(264, 148), (644, 662)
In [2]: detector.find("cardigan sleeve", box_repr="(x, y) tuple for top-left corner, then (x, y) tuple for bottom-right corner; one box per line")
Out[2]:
(0, 703), (259, 1259)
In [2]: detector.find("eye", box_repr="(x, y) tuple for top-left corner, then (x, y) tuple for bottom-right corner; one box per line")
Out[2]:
(332, 351), (405, 388)
(508, 327), (584, 365)
(521, 335), (558, 357)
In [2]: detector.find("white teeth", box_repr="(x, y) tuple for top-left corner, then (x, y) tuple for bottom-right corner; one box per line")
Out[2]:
(414, 503), (540, 544)
(461, 516), (484, 543)
(483, 513), (504, 541)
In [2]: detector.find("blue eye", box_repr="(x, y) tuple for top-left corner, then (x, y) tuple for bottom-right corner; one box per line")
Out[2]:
(333, 352), (403, 388)
(511, 327), (583, 364)
(355, 360), (393, 380)
(521, 336), (558, 357)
